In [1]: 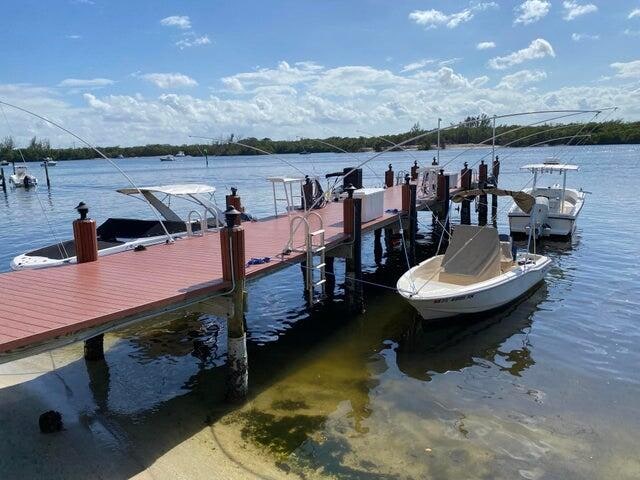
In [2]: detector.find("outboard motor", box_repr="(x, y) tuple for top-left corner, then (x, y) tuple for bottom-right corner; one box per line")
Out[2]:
(529, 196), (549, 238)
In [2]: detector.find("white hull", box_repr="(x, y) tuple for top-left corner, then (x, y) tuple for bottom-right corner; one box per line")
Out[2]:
(10, 234), (184, 270)
(398, 255), (551, 320)
(508, 213), (577, 236)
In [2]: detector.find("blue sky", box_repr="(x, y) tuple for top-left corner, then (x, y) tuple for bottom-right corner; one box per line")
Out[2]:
(1, 0), (639, 146)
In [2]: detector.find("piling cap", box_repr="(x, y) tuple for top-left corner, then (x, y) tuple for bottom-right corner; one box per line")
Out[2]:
(404, 174), (410, 185)
(305, 175), (311, 184)
(345, 184), (356, 199)
(224, 205), (241, 227)
(231, 187), (238, 196)
(439, 169), (444, 176)
(414, 160), (418, 167)
(75, 201), (89, 220)
(464, 161), (468, 168)
(480, 159), (485, 165)
(387, 163), (392, 171)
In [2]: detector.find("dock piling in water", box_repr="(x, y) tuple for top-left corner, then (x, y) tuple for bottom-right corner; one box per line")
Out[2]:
(385, 164), (394, 188)
(434, 169), (450, 238)
(72, 202), (103, 360)
(0, 168), (6, 193)
(343, 186), (364, 313)
(43, 161), (51, 189)
(220, 206), (248, 401)
(491, 156), (500, 226)
(225, 188), (242, 225)
(410, 160), (419, 181)
(478, 161), (488, 226)
(460, 162), (472, 225)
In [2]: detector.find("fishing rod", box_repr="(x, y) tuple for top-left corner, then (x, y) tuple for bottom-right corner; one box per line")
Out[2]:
(0, 100), (175, 243)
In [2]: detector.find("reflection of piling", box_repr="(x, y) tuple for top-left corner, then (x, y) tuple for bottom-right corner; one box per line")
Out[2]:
(384, 164), (394, 188)
(478, 161), (488, 226)
(374, 228), (383, 265)
(43, 161), (51, 189)
(1, 168), (6, 193)
(460, 162), (471, 225)
(325, 256), (335, 296)
(73, 202), (104, 361)
(220, 206), (248, 401)
(343, 187), (363, 314)
(491, 156), (500, 226)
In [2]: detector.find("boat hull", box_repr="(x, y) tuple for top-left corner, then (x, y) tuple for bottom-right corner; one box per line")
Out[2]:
(508, 213), (576, 237)
(398, 256), (551, 321)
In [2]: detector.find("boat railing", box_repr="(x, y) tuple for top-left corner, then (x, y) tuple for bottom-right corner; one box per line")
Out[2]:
(186, 210), (207, 236)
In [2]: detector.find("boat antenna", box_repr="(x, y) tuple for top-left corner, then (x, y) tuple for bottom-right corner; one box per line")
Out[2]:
(0, 100), (175, 243)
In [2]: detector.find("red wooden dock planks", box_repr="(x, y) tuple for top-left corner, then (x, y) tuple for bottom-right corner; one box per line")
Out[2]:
(0, 186), (407, 355)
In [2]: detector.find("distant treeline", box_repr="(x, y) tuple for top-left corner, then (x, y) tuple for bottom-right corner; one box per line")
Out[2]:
(1, 118), (638, 162)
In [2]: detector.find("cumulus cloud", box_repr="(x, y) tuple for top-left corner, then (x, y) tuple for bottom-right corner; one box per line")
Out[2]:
(160, 15), (191, 29)
(629, 9), (640, 19)
(514, 0), (551, 25)
(498, 69), (547, 89)
(221, 61), (322, 93)
(140, 73), (198, 88)
(562, 1), (598, 21)
(488, 38), (555, 69)
(610, 60), (640, 79)
(176, 35), (211, 49)
(409, 2), (497, 29)
(401, 59), (435, 72)
(571, 32), (600, 41)
(477, 41), (496, 50)
(623, 28), (640, 36)
(58, 78), (114, 87)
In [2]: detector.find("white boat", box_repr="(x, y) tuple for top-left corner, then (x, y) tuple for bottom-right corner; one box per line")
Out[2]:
(9, 166), (38, 188)
(397, 190), (551, 321)
(11, 184), (228, 270)
(508, 159), (585, 238)
(41, 157), (57, 167)
(175, 150), (186, 157)
(160, 155), (174, 162)
(0, 159), (9, 166)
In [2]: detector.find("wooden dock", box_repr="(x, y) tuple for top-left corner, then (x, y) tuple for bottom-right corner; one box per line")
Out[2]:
(0, 185), (416, 361)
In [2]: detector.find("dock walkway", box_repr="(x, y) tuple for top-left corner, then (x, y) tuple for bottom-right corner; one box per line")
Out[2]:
(0, 186), (414, 360)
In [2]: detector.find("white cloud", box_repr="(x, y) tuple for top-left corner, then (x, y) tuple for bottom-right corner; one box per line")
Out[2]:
(176, 35), (211, 49)
(58, 78), (114, 87)
(140, 73), (198, 88)
(571, 32), (600, 41)
(160, 15), (191, 30)
(401, 59), (435, 73)
(623, 28), (640, 36)
(629, 9), (640, 19)
(477, 41), (496, 50)
(65, 34), (82, 40)
(562, 1), (598, 21)
(488, 38), (555, 69)
(610, 60), (640, 79)
(514, 0), (551, 25)
(498, 69), (547, 89)
(221, 61), (322, 93)
(409, 2), (497, 29)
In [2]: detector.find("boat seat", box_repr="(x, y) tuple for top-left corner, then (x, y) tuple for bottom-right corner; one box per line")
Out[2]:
(438, 225), (501, 285)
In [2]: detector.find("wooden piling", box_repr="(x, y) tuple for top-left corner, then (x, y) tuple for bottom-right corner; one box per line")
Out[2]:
(478, 161), (488, 226)
(73, 202), (103, 360)
(410, 160), (419, 181)
(384, 164), (394, 188)
(460, 162), (472, 225)
(344, 189), (363, 314)
(408, 183), (417, 265)
(225, 188), (242, 225)
(374, 228), (383, 265)
(220, 207), (248, 401)
(401, 174), (411, 213)
(435, 169), (450, 236)
(0, 168), (6, 193)
(491, 156), (500, 226)
(325, 256), (335, 295)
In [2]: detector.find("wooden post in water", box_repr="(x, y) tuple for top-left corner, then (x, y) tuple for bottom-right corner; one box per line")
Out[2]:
(220, 206), (248, 401)
(43, 160), (51, 189)
(384, 164), (394, 188)
(225, 187), (242, 225)
(343, 185), (364, 314)
(325, 256), (335, 296)
(0, 168), (6, 193)
(435, 169), (450, 237)
(12, 162), (16, 174)
(72, 202), (103, 361)
(408, 182), (417, 266)
(204, 148), (209, 167)
(491, 155), (500, 226)
(460, 162), (471, 225)
(410, 160), (419, 181)
(374, 228), (383, 265)
(478, 161), (488, 226)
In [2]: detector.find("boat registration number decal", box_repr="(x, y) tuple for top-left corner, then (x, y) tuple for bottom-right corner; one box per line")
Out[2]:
(433, 294), (474, 304)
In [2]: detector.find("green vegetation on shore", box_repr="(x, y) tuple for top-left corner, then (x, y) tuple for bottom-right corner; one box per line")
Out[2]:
(1, 118), (639, 162)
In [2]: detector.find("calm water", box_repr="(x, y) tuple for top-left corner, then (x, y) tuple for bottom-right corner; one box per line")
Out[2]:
(0, 146), (639, 479)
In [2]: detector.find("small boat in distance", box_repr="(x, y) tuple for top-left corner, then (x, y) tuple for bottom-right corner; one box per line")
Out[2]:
(41, 157), (57, 167)
(508, 159), (585, 238)
(11, 184), (227, 270)
(160, 155), (174, 162)
(116, 154), (125, 159)
(299, 150), (311, 155)
(0, 159), (9, 166)
(9, 166), (38, 188)
(397, 190), (551, 321)
(175, 150), (186, 157)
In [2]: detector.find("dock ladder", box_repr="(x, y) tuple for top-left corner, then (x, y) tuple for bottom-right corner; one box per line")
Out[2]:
(285, 212), (326, 304)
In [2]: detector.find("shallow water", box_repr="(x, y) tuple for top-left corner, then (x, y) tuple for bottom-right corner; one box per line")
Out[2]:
(0, 146), (639, 479)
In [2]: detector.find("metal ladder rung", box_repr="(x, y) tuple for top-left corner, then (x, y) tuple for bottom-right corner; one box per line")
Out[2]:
(314, 262), (326, 269)
(314, 279), (326, 287)
(311, 246), (325, 253)
(310, 229), (325, 236)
